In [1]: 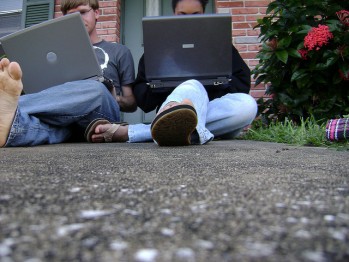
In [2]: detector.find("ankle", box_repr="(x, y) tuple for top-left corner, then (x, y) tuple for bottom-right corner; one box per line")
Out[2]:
(112, 125), (129, 142)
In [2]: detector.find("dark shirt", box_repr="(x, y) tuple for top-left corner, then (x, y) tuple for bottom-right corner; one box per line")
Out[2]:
(93, 40), (135, 92)
(133, 45), (251, 113)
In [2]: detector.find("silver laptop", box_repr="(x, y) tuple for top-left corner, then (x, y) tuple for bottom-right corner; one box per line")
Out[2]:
(0, 13), (104, 94)
(142, 14), (232, 89)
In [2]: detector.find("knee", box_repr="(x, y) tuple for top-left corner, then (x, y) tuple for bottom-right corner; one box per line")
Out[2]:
(84, 81), (109, 98)
(242, 94), (258, 120)
(184, 79), (202, 86)
(178, 79), (205, 93)
(170, 79), (208, 104)
(226, 93), (257, 122)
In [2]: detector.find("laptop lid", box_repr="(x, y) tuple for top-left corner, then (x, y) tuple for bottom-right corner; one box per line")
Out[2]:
(0, 13), (103, 94)
(142, 14), (232, 89)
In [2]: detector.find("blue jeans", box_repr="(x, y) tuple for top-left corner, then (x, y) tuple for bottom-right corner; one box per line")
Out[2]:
(128, 79), (258, 144)
(5, 80), (120, 146)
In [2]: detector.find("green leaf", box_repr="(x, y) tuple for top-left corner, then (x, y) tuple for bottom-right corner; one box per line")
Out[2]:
(275, 50), (289, 64)
(339, 62), (349, 76)
(314, 56), (338, 70)
(278, 36), (292, 48)
(291, 70), (307, 82)
(256, 18), (264, 24)
(297, 29), (311, 35)
(256, 52), (273, 60)
(266, 1), (279, 15)
(314, 74), (328, 84)
(255, 75), (267, 86)
(296, 42), (305, 50)
(296, 77), (312, 89)
(301, 25), (312, 31)
(288, 48), (301, 58)
(325, 19), (341, 31)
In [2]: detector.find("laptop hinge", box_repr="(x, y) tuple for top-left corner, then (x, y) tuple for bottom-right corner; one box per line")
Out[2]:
(213, 77), (230, 85)
(148, 80), (164, 88)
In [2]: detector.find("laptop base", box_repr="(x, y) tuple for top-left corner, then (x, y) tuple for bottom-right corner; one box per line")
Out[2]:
(148, 77), (231, 89)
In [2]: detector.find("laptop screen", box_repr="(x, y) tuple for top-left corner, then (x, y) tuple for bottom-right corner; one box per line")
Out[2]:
(142, 14), (232, 88)
(0, 13), (102, 94)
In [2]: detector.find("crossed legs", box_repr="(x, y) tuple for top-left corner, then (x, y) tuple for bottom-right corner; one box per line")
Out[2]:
(86, 80), (213, 146)
(87, 99), (196, 145)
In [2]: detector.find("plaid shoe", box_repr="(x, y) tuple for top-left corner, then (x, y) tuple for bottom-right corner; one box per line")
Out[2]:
(326, 118), (349, 141)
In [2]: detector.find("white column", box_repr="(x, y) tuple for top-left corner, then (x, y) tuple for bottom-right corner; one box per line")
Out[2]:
(146, 0), (160, 16)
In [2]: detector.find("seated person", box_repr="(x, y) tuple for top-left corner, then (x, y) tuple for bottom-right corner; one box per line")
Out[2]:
(85, 0), (257, 146)
(0, 0), (136, 147)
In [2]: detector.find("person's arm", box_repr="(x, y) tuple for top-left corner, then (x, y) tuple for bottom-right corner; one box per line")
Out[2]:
(117, 84), (137, 112)
(226, 45), (251, 94)
(110, 45), (137, 112)
(133, 55), (168, 113)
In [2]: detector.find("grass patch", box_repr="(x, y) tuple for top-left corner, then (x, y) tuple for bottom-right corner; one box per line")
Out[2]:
(241, 117), (349, 149)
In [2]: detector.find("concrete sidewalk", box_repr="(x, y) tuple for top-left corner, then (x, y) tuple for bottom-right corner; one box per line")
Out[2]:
(0, 140), (348, 261)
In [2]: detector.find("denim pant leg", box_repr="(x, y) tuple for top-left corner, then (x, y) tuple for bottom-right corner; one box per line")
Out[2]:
(206, 93), (257, 139)
(128, 123), (152, 143)
(5, 80), (120, 146)
(128, 80), (214, 144)
(6, 109), (72, 146)
(160, 79), (214, 144)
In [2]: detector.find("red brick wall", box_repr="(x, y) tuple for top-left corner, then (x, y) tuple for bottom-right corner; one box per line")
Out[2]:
(54, 0), (270, 98)
(215, 0), (271, 98)
(54, 0), (120, 42)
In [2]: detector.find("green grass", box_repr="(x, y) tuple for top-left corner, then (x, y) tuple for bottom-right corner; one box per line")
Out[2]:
(241, 117), (349, 149)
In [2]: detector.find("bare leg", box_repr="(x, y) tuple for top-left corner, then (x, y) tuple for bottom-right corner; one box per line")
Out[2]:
(0, 58), (23, 147)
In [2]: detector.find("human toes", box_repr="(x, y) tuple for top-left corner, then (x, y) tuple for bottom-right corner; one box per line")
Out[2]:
(94, 123), (112, 134)
(8, 62), (22, 80)
(0, 58), (10, 69)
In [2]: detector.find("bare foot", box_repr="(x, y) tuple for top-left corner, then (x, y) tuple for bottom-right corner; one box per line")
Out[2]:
(91, 123), (129, 142)
(0, 58), (23, 147)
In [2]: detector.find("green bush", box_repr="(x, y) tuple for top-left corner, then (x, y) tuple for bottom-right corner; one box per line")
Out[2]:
(252, 0), (349, 123)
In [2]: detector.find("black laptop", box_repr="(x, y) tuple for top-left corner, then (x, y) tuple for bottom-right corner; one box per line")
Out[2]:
(142, 13), (232, 89)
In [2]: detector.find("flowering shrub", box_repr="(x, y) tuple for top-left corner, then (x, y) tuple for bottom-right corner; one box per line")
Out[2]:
(303, 25), (333, 51)
(252, 0), (349, 123)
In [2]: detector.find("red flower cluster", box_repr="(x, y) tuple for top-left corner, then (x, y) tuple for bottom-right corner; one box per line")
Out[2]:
(298, 49), (308, 60)
(304, 25), (334, 51)
(337, 10), (349, 27)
